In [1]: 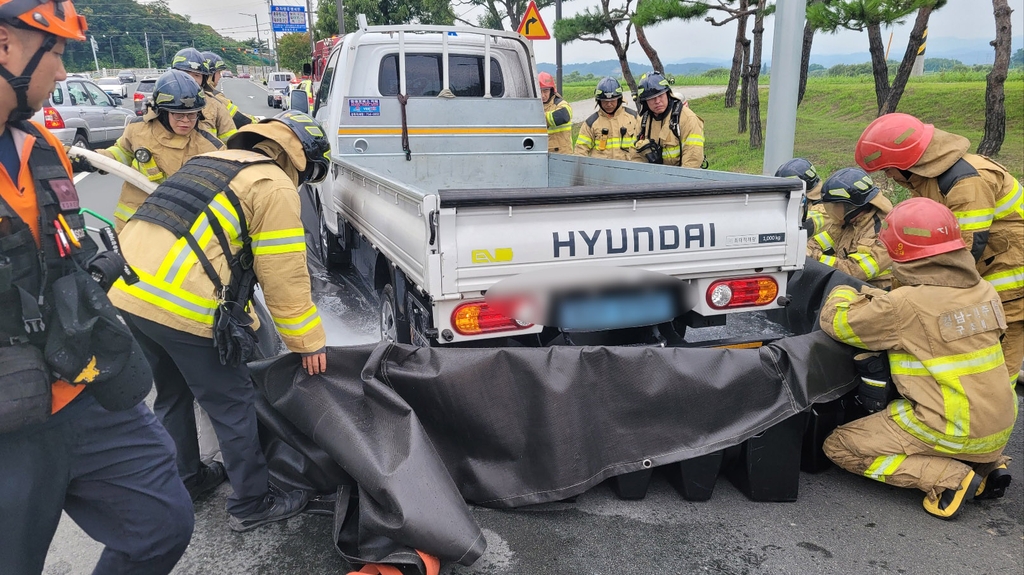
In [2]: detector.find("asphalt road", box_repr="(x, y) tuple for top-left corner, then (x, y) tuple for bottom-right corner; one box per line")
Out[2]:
(43, 79), (1024, 575)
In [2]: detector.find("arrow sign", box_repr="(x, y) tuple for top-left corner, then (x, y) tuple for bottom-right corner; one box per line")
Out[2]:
(516, 1), (551, 40)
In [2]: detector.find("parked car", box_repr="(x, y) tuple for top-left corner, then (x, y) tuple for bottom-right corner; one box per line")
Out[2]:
(266, 71), (295, 108)
(133, 76), (158, 116)
(222, 71), (233, 78)
(238, 72), (251, 79)
(96, 76), (128, 98)
(118, 70), (137, 83)
(32, 77), (135, 148)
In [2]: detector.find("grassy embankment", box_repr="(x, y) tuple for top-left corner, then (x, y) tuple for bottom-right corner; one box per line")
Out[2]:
(562, 73), (1023, 201)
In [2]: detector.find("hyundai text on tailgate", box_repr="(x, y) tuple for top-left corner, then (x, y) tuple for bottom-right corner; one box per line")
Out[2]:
(305, 17), (807, 347)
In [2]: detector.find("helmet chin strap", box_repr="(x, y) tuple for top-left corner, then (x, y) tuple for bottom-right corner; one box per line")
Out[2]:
(0, 32), (57, 124)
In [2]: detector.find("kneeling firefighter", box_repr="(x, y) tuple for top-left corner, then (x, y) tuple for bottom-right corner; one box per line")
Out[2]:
(775, 157), (828, 235)
(0, 0), (193, 571)
(634, 72), (706, 169)
(820, 197), (1016, 520)
(107, 110), (330, 532)
(90, 69), (222, 231)
(806, 167), (893, 290)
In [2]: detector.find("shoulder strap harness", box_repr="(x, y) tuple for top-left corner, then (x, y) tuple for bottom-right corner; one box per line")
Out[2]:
(936, 158), (979, 197)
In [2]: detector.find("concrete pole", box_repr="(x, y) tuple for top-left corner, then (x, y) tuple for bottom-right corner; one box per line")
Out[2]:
(307, 0), (316, 56)
(555, 0), (562, 94)
(90, 35), (100, 73)
(144, 32), (152, 69)
(762, 0), (807, 176)
(337, 0), (345, 35)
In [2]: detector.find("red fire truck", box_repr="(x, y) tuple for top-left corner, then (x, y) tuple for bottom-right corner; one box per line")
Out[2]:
(312, 36), (341, 82)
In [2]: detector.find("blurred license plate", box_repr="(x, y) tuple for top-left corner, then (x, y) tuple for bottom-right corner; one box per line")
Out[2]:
(556, 289), (677, 331)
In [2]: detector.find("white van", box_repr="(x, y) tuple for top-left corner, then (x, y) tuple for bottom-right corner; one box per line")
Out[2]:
(266, 71), (295, 108)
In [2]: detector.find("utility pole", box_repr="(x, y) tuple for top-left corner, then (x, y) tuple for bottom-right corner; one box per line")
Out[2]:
(267, 0), (279, 71)
(306, 0), (315, 56)
(144, 31), (152, 69)
(161, 33), (166, 68)
(90, 35), (100, 73)
(336, 0), (344, 35)
(555, 0), (562, 94)
(108, 36), (115, 67)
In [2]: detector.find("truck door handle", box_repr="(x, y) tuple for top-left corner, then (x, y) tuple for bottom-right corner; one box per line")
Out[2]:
(428, 210), (437, 246)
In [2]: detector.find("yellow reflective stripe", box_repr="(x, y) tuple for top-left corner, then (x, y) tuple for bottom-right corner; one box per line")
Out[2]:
(888, 353), (931, 376)
(164, 214), (218, 286)
(889, 399), (1012, 455)
(131, 158), (165, 183)
(830, 287), (859, 303)
(662, 145), (682, 158)
(819, 254), (838, 267)
(863, 454), (907, 482)
(109, 144), (131, 165)
(806, 210), (826, 234)
(831, 297), (867, 349)
(251, 228), (305, 255)
(273, 307), (322, 337)
(983, 267), (1024, 292)
(813, 231), (835, 251)
(994, 179), (1022, 219)
(954, 208), (994, 231)
(209, 193), (243, 243)
(114, 202), (136, 222)
(684, 135), (705, 147)
(218, 128), (238, 142)
(111, 269), (218, 325)
(849, 252), (883, 279)
(577, 134), (594, 148)
(547, 124), (572, 134)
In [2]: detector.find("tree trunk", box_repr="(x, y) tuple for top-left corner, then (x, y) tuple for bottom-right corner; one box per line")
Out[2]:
(978, 0), (1012, 156)
(748, 1), (766, 149)
(738, 39), (751, 133)
(725, 0), (750, 108)
(634, 24), (664, 73)
(880, 7), (933, 115)
(867, 22), (891, 114)
(609, 24), (637, 94)
(798, 20), (815, 105)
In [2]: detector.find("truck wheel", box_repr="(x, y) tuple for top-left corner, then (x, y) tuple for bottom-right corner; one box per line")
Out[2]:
(318, 213), (348, 270)
(379, 284), (408, 344)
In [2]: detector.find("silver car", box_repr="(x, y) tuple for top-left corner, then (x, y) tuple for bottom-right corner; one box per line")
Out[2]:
(32, 77), (135, 148)
(96, 76), (128, 99)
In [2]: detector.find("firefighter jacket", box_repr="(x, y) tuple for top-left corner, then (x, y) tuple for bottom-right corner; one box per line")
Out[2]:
(98, 111), (223, 231)
(820, 249), (1016, 461)
(199, 92), (238, 143)
(905, 129), (1024, 308)
(804, 202), (830, 236)
(0, 121), (99, 413)
(108, 148), (326, 354)
(807, 195), (893, 289)
(636, 99), (705, 168)
(543, 95), (573, 154)
(209, 88), (254, 130)
(575, 105), (640, 162)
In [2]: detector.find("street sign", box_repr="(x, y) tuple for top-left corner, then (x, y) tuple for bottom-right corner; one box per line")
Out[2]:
(516, 1), (550, 40)
(270, 4), (307, 33)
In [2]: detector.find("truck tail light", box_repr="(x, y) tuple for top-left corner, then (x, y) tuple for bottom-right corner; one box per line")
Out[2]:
(706, 277), (778, 310)
(43, 106), (64, 130)
(451, 301), (531, 336)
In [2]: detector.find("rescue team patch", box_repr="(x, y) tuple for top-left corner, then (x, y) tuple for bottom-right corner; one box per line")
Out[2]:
(49, 179), (80, 211)
(937, 299), (1007, 342)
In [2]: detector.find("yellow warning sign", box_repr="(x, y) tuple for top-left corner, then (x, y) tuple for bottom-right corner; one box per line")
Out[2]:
(516, 1), (551, 40)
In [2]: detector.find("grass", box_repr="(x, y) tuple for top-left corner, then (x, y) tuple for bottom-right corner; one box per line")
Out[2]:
(565, 77), (1024, 201)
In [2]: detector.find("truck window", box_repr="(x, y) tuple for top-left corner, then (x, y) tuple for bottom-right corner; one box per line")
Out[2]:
(314, 48), (341, 115)
(378, 53), (504, 98)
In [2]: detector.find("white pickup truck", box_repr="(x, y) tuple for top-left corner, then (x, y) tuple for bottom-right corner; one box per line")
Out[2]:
(301, 17), (807, 347)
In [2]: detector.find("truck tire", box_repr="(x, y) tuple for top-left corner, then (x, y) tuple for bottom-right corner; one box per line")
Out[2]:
(267, 96), (274, 107)
(319, 213), (349, 270)
(379, 284), (410, 344)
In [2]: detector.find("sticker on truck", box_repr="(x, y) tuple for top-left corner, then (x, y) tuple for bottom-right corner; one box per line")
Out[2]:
(349, 98), (381, 116)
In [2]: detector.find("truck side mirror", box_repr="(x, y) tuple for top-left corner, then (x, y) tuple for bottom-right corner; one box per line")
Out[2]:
(290, 89), (310, 114)
(302, 63), (312, 77)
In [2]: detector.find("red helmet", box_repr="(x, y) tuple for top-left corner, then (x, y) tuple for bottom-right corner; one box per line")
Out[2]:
(0, 0), (88, 41)
(879, 197), (966, 262)
(537, 72), (555, 90)
(855, 113), (935, 172)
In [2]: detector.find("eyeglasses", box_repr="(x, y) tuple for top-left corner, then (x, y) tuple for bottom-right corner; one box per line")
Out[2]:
(169, 112), (199, 121)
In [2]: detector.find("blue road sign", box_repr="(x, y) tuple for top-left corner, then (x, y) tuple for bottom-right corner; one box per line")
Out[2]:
(270, 4), (307, 33)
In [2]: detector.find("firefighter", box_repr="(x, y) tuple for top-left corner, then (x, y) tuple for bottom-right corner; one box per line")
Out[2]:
(775, 157), (828, 234)
(634, 72), (705, 168)
(0, 1), (193, 571)
(856, 113), (1024, 391)
(91, 69), (222, 232)
(202, 50), (254, 129)
(538, 72), (572, 154)
(820, 197), (1016, 519)
(107, 110), (330, 533)
(171, 47), (236, 142)
(575, 76), (640, 162)
(806, 167), (893, 289)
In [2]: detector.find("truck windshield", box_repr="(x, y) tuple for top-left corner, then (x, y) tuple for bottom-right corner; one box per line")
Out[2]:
(379, 53), (504, 98)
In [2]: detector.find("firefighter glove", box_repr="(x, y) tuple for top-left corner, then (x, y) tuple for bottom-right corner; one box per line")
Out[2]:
(854, 351), (892, 413)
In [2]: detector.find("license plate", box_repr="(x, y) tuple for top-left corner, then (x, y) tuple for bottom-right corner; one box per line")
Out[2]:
(556, 289), (678, 332)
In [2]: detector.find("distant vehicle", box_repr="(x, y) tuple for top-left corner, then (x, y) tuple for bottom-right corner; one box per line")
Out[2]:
(96, 76), (128, 99)
(222, 71), (233, 78)
(284, 79), (313, 112)
(238, 72), (251, 79)
(33, 77), (134, 148)
(133, 76), (158, 116)
(266, 71), (294, 108)
(117, 70), (137, 83)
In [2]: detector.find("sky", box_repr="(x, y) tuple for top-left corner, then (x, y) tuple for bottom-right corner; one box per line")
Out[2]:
(158, 0), (1023, 64)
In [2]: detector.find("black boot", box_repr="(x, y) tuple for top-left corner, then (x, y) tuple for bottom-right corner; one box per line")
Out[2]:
(228, 485), (309, 532)
(184, 461), (226, 502)
(975, 464), (1012, 500)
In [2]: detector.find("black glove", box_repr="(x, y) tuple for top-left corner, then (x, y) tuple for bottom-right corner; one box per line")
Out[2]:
(86, 251), (127, 292)
(637, 140), (663, 164)
(68, 154), (97, 174)
(801, 218), (816, 233)
(213, 301), (258, 367)
(854, 352), (891, 413)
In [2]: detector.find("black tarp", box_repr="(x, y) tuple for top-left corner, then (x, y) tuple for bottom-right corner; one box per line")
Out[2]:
(249, 260), (867, 570)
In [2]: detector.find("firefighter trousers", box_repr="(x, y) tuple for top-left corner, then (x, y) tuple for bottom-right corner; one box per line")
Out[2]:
(823, 411), (1006, 500)
(1001, 297), (1023, 390)
(128, 313), (270, 517)
(0, 393), (193, 575)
